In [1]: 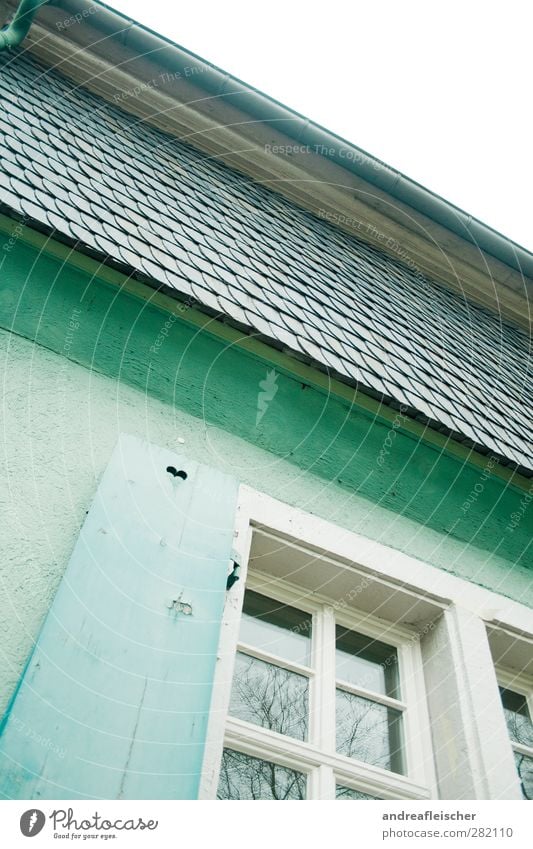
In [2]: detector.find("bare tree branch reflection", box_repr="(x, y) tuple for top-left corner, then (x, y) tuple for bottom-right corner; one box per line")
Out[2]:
(336, 784), (379, 800)
(514, 752), (533, 800)
(217, 749), (306, 800)
(504, 706), (533, 749)
(336, 690), (403, 774)
(501, 689), (533, 800)
(229, 653), (308, 740)
(505, 709), (533, 800)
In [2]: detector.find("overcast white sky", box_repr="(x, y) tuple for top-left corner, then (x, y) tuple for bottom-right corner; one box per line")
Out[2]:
(109, 0), (532, 251)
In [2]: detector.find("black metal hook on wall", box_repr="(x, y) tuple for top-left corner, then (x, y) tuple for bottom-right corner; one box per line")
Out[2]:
(226, 562), (240, 590)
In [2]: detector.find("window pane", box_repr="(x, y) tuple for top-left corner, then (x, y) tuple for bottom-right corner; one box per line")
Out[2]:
(336, 784), (380, 800)
(217, 748), (306, 799)
(514, 751), (533, 800)
(239, 591), (312, 665)
(229, 652), (308, 740)
(336, 688), (404, 774)
(336, 626), (399, 698)
(500, 688), (533, 748)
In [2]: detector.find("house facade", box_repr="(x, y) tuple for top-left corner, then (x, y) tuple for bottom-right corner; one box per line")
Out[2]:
(0, 0), (532, 801)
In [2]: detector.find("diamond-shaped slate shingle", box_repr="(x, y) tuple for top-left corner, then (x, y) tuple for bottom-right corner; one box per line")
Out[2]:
(0, 52), (531, 473)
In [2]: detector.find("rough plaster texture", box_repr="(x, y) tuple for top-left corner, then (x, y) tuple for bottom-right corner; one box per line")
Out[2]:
(1, 330), (531, 717)
(2, 236), (531, 570)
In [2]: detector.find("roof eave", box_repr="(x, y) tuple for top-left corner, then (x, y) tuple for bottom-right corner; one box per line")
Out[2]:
(2, 0), (532, 329)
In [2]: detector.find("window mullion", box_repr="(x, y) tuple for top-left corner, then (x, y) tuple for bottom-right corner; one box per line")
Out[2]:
(526, 692), (533, 725)
(312, 605), (336, 753)
(309, 764), (335, 800)
(512, 741), (533, 758)
(236, 642), (314, 677)
(335, 679), (406, 711)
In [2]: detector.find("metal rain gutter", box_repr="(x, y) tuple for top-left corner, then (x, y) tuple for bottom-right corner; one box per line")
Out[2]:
(79, 0), (533, 281)
(6, 0), (533, 282)
(0, 0), (48, 50)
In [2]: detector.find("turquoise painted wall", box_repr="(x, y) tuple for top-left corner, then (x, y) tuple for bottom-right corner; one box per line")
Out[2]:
(0, 230), (531, 719)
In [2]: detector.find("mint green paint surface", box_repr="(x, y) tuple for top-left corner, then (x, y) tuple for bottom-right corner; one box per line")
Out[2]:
(0, 435), (238, 799)
(0, 235), (531, 719)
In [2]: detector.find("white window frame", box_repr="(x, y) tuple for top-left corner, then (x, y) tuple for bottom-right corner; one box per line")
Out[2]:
(201, 488), (437, 800)
(496, 666), (533, 772)
(224, 572), (430, 799)
(200, 485), (533, 801)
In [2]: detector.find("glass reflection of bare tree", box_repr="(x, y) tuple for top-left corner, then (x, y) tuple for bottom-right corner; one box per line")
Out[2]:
(230, 653), (308, 740)
(336, 784), (377, 800)
(336, 690), (403, 774)
(504, 708), (533, 800)
(501, 689), (533, 800)
(515, 753), (533, 800)
(217, 749), (306, 800)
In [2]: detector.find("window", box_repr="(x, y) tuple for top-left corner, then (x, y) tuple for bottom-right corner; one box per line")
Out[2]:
(218, 748), (306, 800)
(498, 683), (533, 800)
(216, 574), (431, 800)
(228, 591), (311, 742)
(335, 625), (404, 774)
(336, 784), (380, 800)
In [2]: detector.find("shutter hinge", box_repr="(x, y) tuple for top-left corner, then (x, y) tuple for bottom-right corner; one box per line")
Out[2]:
(226, 557), (241, 591)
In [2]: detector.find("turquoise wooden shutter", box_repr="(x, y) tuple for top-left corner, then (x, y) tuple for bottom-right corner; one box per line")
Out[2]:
(0, 435), (239, 800)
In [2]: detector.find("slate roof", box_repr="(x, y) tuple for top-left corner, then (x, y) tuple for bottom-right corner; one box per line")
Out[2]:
(0, 52), (531, 473)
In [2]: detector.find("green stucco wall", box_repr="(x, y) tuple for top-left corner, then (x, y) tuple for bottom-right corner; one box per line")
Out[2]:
(0, 224), (531, 716)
